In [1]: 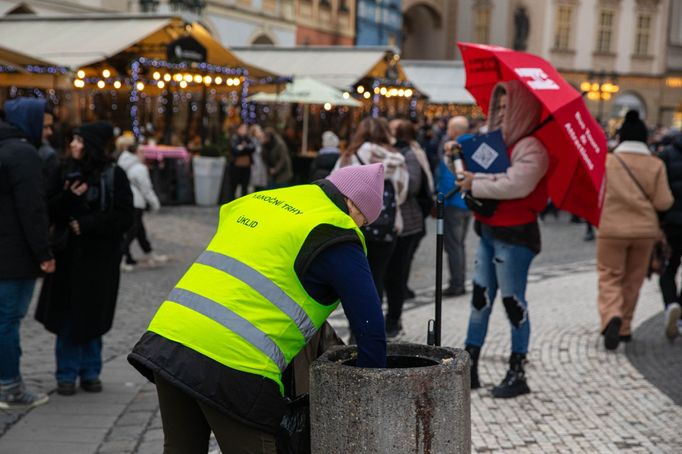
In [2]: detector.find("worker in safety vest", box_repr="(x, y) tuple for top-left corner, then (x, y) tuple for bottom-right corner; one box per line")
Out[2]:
(128, 163), (387, 454)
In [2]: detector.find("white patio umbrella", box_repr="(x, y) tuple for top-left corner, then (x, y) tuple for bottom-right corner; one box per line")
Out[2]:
(248, 76), (362, 154)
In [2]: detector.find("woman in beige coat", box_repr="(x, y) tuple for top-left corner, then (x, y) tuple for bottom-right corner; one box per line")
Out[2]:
(597, 111), (673, 350)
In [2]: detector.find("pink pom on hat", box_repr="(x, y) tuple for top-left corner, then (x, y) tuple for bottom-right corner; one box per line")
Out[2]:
(326, 163), (385, 224)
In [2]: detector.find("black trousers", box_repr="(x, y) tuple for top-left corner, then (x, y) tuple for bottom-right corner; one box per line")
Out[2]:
(155, 372), (277, 454)
(366, 239), (397, 301)
(385, 234), (420, 323)
(124, 208), (152, 263)
(660, 227), (682, 316)
(227, 165), (251, 202)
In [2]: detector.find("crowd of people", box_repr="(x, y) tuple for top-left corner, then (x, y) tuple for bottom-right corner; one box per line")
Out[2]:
(1, 88), (681, 446)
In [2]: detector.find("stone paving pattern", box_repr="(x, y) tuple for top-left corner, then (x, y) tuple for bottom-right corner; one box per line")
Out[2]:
(0, 207), (680, 453)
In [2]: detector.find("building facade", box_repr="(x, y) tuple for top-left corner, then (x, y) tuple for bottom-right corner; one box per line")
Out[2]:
(356, 0), (402, 46)
(401, 0), (458, 60)
(295, 0), (356, 45)
(455, 0), (681, 127)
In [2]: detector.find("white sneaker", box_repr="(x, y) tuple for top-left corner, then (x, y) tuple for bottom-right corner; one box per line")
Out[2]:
(142, 253), (169, 265)
(120, 263), (135, 272)
(665, 302), (681, 340)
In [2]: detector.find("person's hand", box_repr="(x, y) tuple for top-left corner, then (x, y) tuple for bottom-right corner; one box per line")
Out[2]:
(456, 171), (475, 191)
(69, 181), (88, 197)
(69, 219), (81, 236)
(40, 259), (56, 274)
(443, 141), (461, 157)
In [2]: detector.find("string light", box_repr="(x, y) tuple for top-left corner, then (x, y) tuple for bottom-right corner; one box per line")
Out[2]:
(342, 92), (350, 99)
(193, 74), (202, 84)
(233, 77), (240, 86)
(157, 81), (165, 89)
(136, 81), (145, 91)
(363, 91), (371, 99)
(179, 80), (188, 89)
(73, 79), (85, 88)
(204, 75), (212, 85)
(97, 80), (105, 89)
(215, 76), (223, 84)
(380, 87), (387, 95)
(184, 74), (193, 82)
(153, 71), (161, 80)
(163, 73), (171, 82)
(113, 80), (122, 89)
(77, 70), (85, 79)
(324, 103), (332, 111)
(102, 69), (111, 78)
(173, 73), (183, 82)
(357, 86), (365, 94)
(405, 88), (413, 97)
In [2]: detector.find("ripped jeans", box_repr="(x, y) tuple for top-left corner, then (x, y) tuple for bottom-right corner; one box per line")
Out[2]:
(465, 229), (536, 354)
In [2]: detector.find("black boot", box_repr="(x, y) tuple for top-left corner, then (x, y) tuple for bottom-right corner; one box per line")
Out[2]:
(491, 353), (530, 398)
(464, 345), (481, 389)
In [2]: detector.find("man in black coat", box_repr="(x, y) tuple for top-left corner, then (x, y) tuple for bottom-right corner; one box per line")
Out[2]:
(659, 130), (682, 339)
(0, 97), (55, 409)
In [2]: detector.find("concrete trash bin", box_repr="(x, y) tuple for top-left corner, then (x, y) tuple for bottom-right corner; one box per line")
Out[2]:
(310, 342), (471, 454)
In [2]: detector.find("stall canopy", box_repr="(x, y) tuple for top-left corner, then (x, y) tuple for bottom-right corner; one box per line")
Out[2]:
(0, 14), (274, 77)
(233, 46), (411, 91)
(401, 60), (475, 105)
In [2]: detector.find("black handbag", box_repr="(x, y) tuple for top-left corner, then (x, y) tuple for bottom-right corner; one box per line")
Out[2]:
(463, 190), (499, 217)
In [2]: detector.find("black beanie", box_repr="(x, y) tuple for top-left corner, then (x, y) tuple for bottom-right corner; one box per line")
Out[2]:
(618, 110), (648, 143)
(75, 121), (114, 158)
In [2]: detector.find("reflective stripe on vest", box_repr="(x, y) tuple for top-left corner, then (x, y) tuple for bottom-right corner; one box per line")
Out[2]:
(196, 250), (317, 342)
(167, 287), (287, 370)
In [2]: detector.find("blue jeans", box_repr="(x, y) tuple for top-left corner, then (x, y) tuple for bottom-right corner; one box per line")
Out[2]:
(0, 279), (36, 384)
(56, 323), (102, 384)
(465, 229), (536, 354)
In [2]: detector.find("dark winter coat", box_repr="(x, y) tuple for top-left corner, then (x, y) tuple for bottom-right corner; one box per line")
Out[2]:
(309, 147), (339, 181)
(0, 120), (52, 279)
(36, 156), (133, 341)
(660, 133), (682, 227)
(265, 133), (293, 185)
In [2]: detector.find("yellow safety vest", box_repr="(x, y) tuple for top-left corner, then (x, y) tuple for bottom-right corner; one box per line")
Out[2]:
(147, 185), (365, 393)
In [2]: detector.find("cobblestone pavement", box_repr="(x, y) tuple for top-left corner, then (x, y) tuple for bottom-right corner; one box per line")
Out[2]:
(1, 207), (680, 453)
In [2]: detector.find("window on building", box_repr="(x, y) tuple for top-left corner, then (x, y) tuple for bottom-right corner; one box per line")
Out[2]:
(634, 13), (652, 56)
(474, 8), (491, 43)
(596, 10), (614, 53)
(554, 4), (573, 50)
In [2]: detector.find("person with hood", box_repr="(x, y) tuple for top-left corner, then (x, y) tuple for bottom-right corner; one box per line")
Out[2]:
(450, 80), (549, 398)
(659, 129), (682, 340)
(128, 164), (387, 453)
(263, 127), (293, 188)
(36, 121), (133, 396)
(116, 135), (166, 271)
(0, 97), (54, 409)
(335, 117), (409, 302)
(596, 111), (673, 350)
(309, 130), (341, 181)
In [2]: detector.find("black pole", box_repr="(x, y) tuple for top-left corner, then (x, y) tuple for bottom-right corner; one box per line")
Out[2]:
(434, 192), (444, 346)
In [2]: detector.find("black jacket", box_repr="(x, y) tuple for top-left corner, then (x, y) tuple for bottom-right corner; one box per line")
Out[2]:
(0, 121), (52, 279)
(660, 133), (682, 227)
(35, 162), (133, 341)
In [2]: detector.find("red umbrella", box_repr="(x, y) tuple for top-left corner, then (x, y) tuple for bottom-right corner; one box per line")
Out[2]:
(457, 42), (608, 226)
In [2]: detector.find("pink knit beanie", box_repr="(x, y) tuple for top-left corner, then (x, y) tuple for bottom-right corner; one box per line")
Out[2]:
(326, 163), (385, 224)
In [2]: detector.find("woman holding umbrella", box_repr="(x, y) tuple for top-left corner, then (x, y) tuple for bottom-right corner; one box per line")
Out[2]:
(450, 80), (549, 398)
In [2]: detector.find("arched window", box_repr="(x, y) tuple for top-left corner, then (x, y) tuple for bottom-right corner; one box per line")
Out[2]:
(251, 34), (275, 45)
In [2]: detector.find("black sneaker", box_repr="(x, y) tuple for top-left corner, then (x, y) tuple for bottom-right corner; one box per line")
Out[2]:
(619, 334), (632, 343)
(385, 319), (403, 338)
(404, 288), (416, 300)
(80, 378), (102, 393)
(443, 287), (466, 297)
(57, 382), (76, 396)
(0, 381), (49, 410)
(464, 345), (481, 389)
(603, 317), (622, 350)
